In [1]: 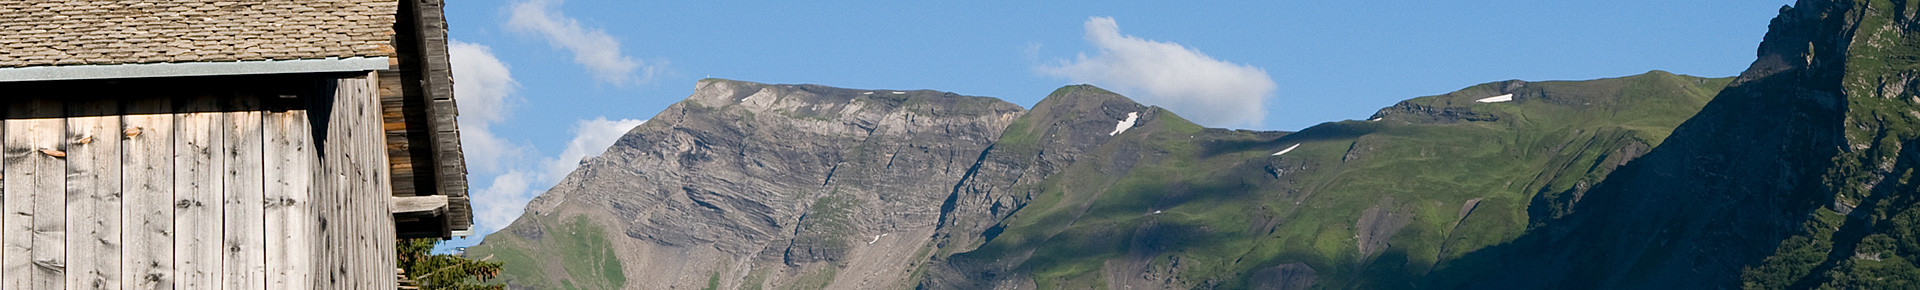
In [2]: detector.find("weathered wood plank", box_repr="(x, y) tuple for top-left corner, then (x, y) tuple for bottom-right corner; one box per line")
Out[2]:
(311, 78), (347, 289)
(312, 73), (397, 289)
(66, 99), (122, 289)
(363, 73), (399, 290)
(3, 99), (66, 290)
(121, 97), (176, 290)
(264, 106), (314, 290)
(389, 195), (447, 214)
(173, 95), (223, 289)
(308, 92), (334, 289)
(221, 96), (266, 290)
(0, 100), (19, 290)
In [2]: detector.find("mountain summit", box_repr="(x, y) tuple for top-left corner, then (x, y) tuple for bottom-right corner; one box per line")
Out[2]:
(463, 1), (1919, 288)
(477, 79), (1026, 289)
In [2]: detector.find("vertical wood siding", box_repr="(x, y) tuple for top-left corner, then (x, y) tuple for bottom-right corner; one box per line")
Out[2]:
(67, 99), (122, 289)
(220, 96), (266, 290)
(264, 108), (314, 290)
(312, 72), (398, 290)
(173, 94), (223, 289)
(10, 99), (68, 290)
(122, 97), (175, 290)
(0, 73), (395, 289)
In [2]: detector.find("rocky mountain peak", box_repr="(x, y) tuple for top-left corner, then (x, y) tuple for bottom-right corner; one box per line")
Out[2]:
(488, 79), (1029, 289)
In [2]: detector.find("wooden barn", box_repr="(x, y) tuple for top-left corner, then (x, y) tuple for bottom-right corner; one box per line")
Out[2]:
(0, 0), (472, 289)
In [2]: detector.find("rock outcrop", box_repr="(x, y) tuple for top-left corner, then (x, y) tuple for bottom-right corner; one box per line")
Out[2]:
(479, 79), (1024, 289)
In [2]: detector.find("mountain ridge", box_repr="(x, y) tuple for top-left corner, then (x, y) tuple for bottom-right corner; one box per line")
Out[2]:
(459, 1), (1920, 287)
(469, 68), (1734, 289)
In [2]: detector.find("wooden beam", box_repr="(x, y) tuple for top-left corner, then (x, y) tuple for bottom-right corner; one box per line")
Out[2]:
(121, 97), (176, 290)
(389, 195), (447, 214)
(66, 98), (123, 289)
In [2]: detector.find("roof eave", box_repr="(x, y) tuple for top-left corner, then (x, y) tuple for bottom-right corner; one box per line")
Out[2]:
(0, 57), (392, 82)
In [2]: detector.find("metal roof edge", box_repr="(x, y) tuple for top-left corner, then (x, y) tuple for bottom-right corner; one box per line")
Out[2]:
(0, 57), (392, 82)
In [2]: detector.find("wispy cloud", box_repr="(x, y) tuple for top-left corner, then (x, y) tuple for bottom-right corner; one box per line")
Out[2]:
(1040, 17), (1278, 128)
(507, 0), (655, 85)
(471, 118), (642, 234)
(450, 39), (648, 235)
(449, 41), (524, 174)
(542, 117), (645, 181)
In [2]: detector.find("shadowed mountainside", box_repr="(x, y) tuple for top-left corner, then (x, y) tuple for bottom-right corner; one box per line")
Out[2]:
(1436, 0), (1920, 288)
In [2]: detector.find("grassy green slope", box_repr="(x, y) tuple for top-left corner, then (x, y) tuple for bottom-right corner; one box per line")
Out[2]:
(952, 71), (1730, 288)
(465, 214), (627, 290)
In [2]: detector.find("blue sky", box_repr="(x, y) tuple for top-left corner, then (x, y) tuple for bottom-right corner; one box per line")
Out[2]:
(438, 0), (1797, 249)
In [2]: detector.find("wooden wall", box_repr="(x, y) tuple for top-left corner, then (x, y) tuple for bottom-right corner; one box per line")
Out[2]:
(0, 72), (396, 289)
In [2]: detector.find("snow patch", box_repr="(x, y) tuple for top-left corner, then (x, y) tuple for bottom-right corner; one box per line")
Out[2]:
(891, 91), (906, 95)
(867, 233), (890, 245)
(1110, 112), (1139, 136)
(1369, 118), (1383, 122)
(1271, 143), (1301, 156)
(863, 92), (874, 95)
(1475, 94), (1514, 103)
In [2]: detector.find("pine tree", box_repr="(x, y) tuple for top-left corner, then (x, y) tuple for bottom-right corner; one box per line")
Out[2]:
(398, 238), (506, 290)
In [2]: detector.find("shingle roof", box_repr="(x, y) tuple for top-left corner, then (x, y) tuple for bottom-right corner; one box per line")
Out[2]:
(0, 0), (398, 68)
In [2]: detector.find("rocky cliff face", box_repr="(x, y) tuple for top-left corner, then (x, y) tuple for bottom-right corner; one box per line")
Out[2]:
(474, 79), (1023, 289)
(920, 85), (1176, 289)
(931, 85), (1156, 257)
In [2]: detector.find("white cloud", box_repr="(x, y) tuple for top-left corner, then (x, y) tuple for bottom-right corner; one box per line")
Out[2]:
(450, 39), (650, 235)
(540, 117), (646, 184)
(472, 171), (532, 233)
(450, 41), (518, 125)
(449, 41), (524, 173)
(469, 119), (643, 234)
(507, 0), (655, 84)
(1040, 17), (1278, 128)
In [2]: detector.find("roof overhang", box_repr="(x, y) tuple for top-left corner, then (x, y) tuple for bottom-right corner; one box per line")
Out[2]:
(0, 57), (391, 82)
